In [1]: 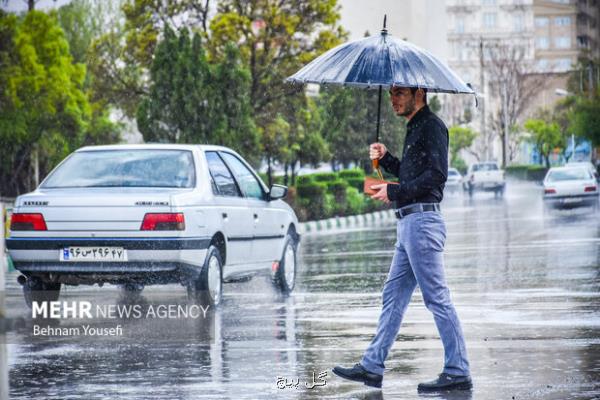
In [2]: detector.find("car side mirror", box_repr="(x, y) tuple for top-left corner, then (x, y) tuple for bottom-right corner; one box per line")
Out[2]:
(269, 184), (288, 200)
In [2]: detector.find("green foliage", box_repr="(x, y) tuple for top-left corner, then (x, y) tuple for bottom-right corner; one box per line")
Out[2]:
(345, 177), (365, 192)
(0, 10), (103, 196)
(505, 164), (548, 181)
(429, 95), (441, 114)
(345, 187), (365, 215)
(451, 157), (467, 175)
(339, 168), (365, 179)
(448, 126), (477, 164)
(296, 175), (314, 186)
(313, 172), (338, 183)
(524, 118), (562, 168)
(317, 87), (406, 171)
(137, 28), (260, 164)
(569, 93), (600, 146)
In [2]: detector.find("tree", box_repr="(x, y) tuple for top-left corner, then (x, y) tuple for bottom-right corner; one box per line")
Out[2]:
(317, 87), (406, 173)
(569, 93), (600, 147)
(448, 126), (477, 171)
(524, 119), (562, 168)
(486, 43), (546, 167)
(208, 0), (347, 130)
(0, 10), (92, 196)
(136, 27), (260, 163)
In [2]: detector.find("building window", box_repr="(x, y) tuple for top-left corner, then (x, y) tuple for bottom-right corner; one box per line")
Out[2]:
(456, 17), (465, 33)
(514, 14), (525, 31)
(535, 17), (549, 27)
(554, 16), (571, 26)
(536, 37), (550, 49)
(483, 13), (497, 29)
(554, 58), (572, 71)
(555, 36), (571, 48)
(536, 59), (550, 71)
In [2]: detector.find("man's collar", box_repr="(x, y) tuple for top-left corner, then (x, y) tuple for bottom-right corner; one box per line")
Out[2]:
(407, 105), (430, 129)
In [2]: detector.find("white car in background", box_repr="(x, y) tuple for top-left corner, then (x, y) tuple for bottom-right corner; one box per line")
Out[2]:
(566, 161), (598, 182)
(7, 144), (300, 307)
(463, 161), (506, 197)
(445, 168), (462, 194)
(543, 166), (599, 209)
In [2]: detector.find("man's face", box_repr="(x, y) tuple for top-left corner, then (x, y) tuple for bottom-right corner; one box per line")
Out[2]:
(389, 86), (416, 117)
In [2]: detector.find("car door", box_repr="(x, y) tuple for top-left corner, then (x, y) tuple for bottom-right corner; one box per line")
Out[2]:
(219, 152), (283, 263)
(205, 151), (253, 266)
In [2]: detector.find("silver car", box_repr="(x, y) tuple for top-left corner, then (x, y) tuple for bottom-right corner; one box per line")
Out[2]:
(543, 166), (599, 209)
(7, 144), (300, 307)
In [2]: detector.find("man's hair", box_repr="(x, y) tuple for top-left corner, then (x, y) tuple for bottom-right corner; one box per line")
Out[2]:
(410, 87), (428, 104)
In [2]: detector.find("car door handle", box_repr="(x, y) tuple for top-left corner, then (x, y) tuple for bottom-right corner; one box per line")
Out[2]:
(253, 213), (258, 220)
(222, 213), (228, 219)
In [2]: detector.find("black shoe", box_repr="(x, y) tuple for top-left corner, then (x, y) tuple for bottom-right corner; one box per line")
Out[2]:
(417, 373), (472, 392)
(332, 363), (383, 388)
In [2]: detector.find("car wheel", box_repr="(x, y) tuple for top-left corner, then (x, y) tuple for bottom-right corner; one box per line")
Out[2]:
(189, 245), (223, 307)
(120, 283), (144, 300)
(23, 278), (61, 308)
(274, 233), (297, 294)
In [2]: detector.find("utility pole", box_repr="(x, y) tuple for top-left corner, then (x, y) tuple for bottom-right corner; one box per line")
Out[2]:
(502, 81), (509, 168)
(479, 38), (487, 160)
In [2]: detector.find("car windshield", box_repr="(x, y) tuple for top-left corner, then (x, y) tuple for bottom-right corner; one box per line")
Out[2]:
(42, 150), (196, 188)
(546, 168), (591, 182)
(472, 163), (498, 172)
(448, 170), (459, 176)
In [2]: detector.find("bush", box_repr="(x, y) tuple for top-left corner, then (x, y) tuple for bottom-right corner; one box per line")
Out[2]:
(346, 187), (365, 215)
(339, 168), (365, 179)
(345, 177), (365, 192)
(296, 175), (314, 186)
(505, 164), (548, 181)
(451, 157), (468, 175)
(312, 172), (338, 183)
(296, 182), (327, 220)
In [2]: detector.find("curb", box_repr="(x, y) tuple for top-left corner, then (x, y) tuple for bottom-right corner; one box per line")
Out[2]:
(299, 209), (395, 235)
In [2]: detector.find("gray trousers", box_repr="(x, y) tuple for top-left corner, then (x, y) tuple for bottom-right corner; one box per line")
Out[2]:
(360, 209), (470, 376)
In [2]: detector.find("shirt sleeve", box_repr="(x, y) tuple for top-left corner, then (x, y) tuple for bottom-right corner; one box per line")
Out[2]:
(386, 120), (448, 202)
(378, 151), (401, 176)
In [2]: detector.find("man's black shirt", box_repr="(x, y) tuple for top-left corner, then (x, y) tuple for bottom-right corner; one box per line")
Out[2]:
(379, 105), (449, 209)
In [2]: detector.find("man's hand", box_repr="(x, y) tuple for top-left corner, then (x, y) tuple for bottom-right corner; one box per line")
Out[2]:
(369, 143), (387, 160)
(370, 184), (390, 203)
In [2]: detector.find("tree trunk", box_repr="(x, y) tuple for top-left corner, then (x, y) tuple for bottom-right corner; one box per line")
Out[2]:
(283, 162), (289, 186)
(28, 0), (35, 11)
(291, 160), (297, 186)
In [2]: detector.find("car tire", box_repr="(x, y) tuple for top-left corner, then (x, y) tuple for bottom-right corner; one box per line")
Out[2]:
(120, 283), (144, 300)
(189, 245), (223, 307)
(23, 279), (61, 308)
(273, 233), (298, 294)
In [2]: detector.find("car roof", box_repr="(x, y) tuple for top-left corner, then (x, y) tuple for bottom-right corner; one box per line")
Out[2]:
(75, 143), (234, 153)
(547, 166), (589, 172)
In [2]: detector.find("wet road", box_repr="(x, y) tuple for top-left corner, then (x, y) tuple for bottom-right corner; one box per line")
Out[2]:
(1, 180), (599, 399)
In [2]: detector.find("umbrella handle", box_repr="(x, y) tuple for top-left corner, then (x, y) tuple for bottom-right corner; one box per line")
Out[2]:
(372, 159), (384, 180)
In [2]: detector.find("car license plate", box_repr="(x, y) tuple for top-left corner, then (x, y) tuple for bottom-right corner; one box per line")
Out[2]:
(60, 247), (127, 262)
(562, 198), (581, 204)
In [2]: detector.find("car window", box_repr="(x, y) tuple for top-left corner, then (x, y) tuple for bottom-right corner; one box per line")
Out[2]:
(472, 163), (498, 172)
(205, 152), (241, 197)
(220, 152), (265, 200)
(448, 170), (459, 176)
(42, 150), (195, 188)
(546, 168), (591, 182)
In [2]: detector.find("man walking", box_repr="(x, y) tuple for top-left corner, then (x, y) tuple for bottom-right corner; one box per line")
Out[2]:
(332, 86), (471, 391)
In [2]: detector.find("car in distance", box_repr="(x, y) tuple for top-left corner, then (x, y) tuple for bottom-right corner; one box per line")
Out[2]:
(445, 168), (463, 194)
(6, 144), (300, 307)
(566, 161), (598, 182)
(463, 161), (505, 197)
(543, 166), (599, 209)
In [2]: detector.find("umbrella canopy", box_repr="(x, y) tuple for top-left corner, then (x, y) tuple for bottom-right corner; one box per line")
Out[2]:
(287, 29), (474, 94)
